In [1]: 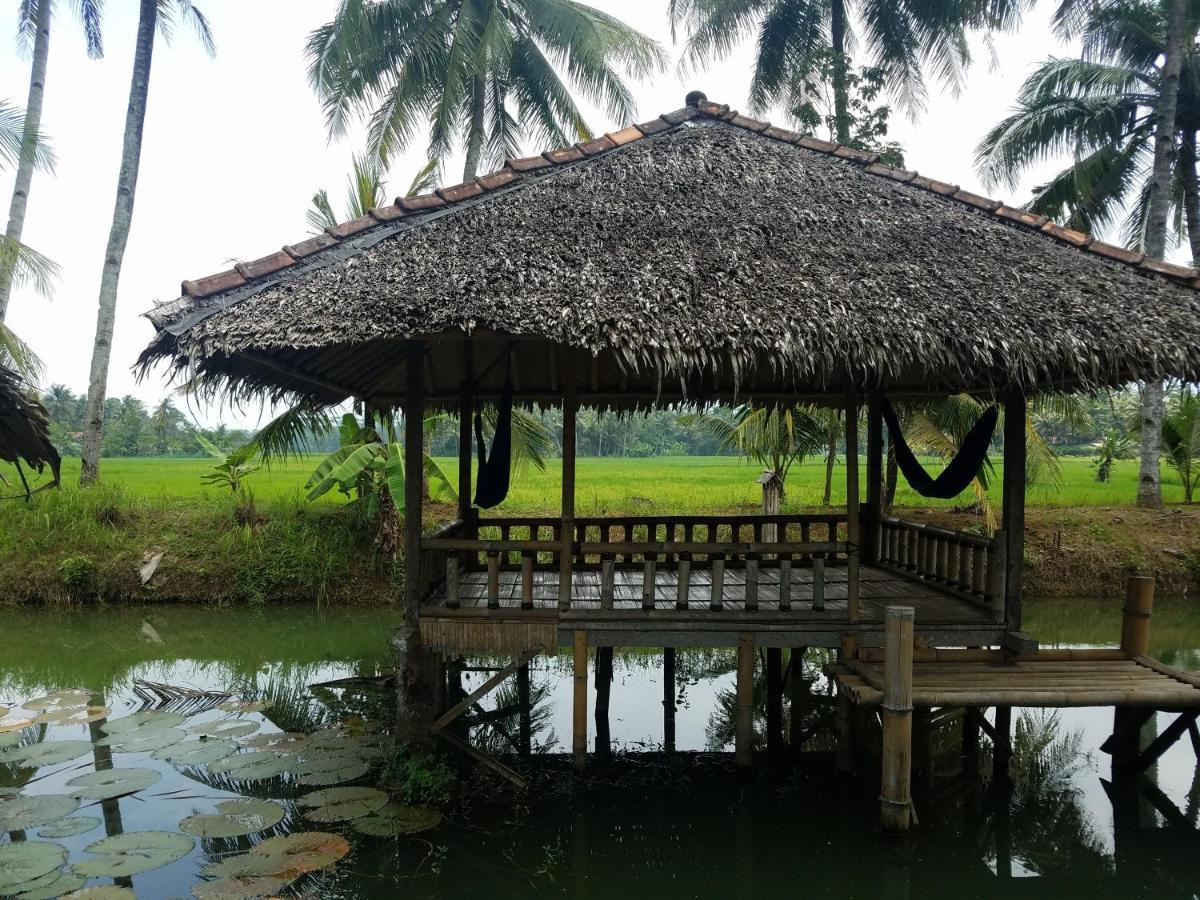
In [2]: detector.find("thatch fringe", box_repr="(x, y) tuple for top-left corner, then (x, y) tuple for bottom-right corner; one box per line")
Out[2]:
(0, 364), (60, 497)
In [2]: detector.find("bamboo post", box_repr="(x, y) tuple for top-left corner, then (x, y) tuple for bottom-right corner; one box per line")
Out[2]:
(767, 647), (783, 758)
(643, 556), (657, 610)
(486, 552), (500, 609)
(778, 557), (792, 610)
(559, 350), (577, 612)
(710, 555), (725, 610)
(1002, 388), (1026, 629)
(677, 555), (691, 610)
(736, 633), (755, 768)
(403, 343), (425, 627)
(664, 647), (676, 753)
(573, 630), (587, 771)
(988, 534), (1007, 623)
(846, 390), (861, 623)
(993, 705), (1013, 782)
(880, 606), (915, 833)
(594, 645), (613, 761)
(517, 663), (532, 756)
(1121, 575), (1155, 657)
(865, 393), (883, 565)
(600, 557), (615, 611)
(745, 556), (760, 611)
(458, 344), (474, 545)
(521, 553), (534, 610)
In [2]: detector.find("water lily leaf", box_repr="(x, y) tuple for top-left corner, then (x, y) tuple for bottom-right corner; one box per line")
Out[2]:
(0, 794), (80, 831)
(216, 699), (272, 713)
(62, 889), (136, 899)
(71, 831), (194, 878)
(248, 831), (349, 873)
(99, 710), (185, 735)
(191, 875), (288, 899)
(0, 714), (35, 733)
(98, 726), (186, 754)
(152, 738), (238, 766)
(298, 786), (388, 822)
(0, 842), (68, 895)
(34, 705), (111, 726)
(22, 691), (93, 712)
(188, 720), (259, 739)
(179, 799), (285, 838)
(296, 757), (369, 787)
(38, 815), (102, 838)
(66, 767), (160, 802)
(207, 751), (291, 781)
(0, 731), (25, 748)
(352, 802), (443, 837)
(240, 732), (307, 751)
(0, 740), (93, 767)
(13, 867), (85, 899)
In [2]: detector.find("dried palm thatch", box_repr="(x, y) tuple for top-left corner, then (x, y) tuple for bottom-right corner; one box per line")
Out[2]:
(137, 96), (1200, 411)
(0, 362), (59, 498)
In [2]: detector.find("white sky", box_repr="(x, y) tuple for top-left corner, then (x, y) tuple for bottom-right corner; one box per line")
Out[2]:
(0, 0), (1129, 427)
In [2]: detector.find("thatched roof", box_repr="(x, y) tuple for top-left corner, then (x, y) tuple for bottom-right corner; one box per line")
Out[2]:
(0, 364), (60, 495)
(138, 94), (1200, 410)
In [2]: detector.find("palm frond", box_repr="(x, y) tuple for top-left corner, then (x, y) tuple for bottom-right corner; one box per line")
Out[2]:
(243, 402), (340, 468)
(0, 322), (44, 381)
(306, 189), (338, 234)
(0, 234), (59, 300)
(0, 98), (56, 174)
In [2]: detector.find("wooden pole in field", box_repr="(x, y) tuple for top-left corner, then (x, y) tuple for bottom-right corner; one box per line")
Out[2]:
(573, 629), (588, 771)
(880, 606), (915, 833)
(736, 633), (755, 768)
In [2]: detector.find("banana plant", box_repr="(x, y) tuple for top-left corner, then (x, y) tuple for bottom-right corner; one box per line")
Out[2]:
(196, 434), (259, 494)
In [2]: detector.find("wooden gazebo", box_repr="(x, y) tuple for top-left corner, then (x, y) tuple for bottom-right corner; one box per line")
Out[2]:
(140, 93), (1200, 775)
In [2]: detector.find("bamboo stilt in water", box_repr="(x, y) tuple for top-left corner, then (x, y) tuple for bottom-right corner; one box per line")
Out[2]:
(789, 647), (808, 750)
(880, 606), (915, 833)
(663, 647), (676, 752)
(594, 646), (613, 761)
(517, 663), (532, 756)
(573, 630), (587, 771)
(993, 705), (1013, 782)
(736, 633), (755, 768)
(1112, 576), (1156, 770)
(766, 647), (783, 758)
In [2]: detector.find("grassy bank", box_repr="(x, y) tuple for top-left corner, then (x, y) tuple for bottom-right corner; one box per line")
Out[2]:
(1, 455), (1198, 604)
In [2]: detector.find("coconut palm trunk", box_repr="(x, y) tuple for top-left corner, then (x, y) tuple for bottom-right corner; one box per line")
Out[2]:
(830, 0), (851, 144)
(0, 0), (51, 324)
(462, 75), (486, 181)
(1181, 131), (1200, 263)
(80, 0), (157, 485)
(1137, 0), (1188, 509)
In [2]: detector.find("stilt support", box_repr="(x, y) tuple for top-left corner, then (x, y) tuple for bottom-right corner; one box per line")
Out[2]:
(594, 645), (613, 760)
(736, 633), (755, 768)
(766, 647), (783, 757)
(880, 606), (915, 833)
(663, 647), (676, 752)
(573, 630), (588, 771)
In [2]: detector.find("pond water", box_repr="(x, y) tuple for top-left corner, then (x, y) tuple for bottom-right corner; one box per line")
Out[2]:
(1, 599), (1198, 899)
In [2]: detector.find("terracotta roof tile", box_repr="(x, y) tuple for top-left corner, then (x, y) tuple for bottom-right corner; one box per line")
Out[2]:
(1088, 240), (1144, 265)
(578, 135), (616, 156)
(994, 206), (1048, 229)
(326, 215), (376, 239)
(730, 114), (769, 132)
(182, 268), (246, 299)
(763, 125), (801, 143)
(797, 135), (837, 154)
(476, 168), (519, 191)
(544, 146), (585, 164)
(607, 125), (644, 147)
(369, 204), (409, 223)
(1140, 257), (1198, 280)
(508, 154), (554, 173)
(636, 117), (674, 135)
(398, 193), (447, 213)
(1040, 221), (1092, 248)
(697, 100), (733, 119)
(437, 181), (484, 203)
(864, 162), (916, 183)
(660, 106), (700, 125)
(284, 233), (338, 259)
(235, 250), (294, 281)
(909, 175), (959, 196)
(952, 189), (1002, 212)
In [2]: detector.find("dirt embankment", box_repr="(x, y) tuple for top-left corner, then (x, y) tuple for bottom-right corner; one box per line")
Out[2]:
(917, 505), (1200, 598)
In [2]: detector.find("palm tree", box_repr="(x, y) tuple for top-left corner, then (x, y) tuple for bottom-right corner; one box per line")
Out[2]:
(79, 0), (214, 485)
(0, 0), (102, 325)
(977, 0), (1193, 509)
(1162, 384), (1200, 501)
(668, 0), (1022, 144)
(308, 155), (439, 233)
(306, 0), (666, 181)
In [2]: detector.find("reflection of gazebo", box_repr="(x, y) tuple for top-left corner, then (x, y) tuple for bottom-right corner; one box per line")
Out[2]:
(140, 92), (1200, 731)
(0, 363), (59, 498)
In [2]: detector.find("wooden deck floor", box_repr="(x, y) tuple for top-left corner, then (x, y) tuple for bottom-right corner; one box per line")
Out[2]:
(424, 565), (992, 623)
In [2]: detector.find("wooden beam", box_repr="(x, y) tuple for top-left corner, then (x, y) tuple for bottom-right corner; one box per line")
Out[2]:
(438, 730), (527, 788)
(880, 606), (915, 833)
(560, 349), (578, 611)
(431, 647), (542, 733)
(404, 343), (425, 626)
(1002, 388), (1026, 630)
(845, 390), (861, 624)
(664, 647), (676, 752)
(573, 629), (588, 771)
(458, 343), (474, 536)
(736, 633), (755, 768)
(864, 393), (883, 565)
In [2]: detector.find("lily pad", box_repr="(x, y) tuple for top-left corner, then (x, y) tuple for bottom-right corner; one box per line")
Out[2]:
(240, 732), (307, 751)
(192, 875), (288, 899)
(66, 767), (160, 802)
(207, 751), (291, 781)
(0, 842), (68, 895)
(71, 831), (194, 878)
(0, 740), (94, 768)
(216, 699), (272, 713)
(352, 802), (443, 837)
(179, 799), (286, 838)
(0, 794), (80, 831)
(295, 755), (369, 787)
(38, 815), (102, 838)
(34, 705), (111, 726)
(99, 710), (185, 735)
(22, 691), (93, 712)
(0, 731), (25, 748)
(62, 889), (137, 899)
(152, 737), (238, 766)
(13, 868), (85, 899)
(98, 726), (185, 754)
(298, 786), (388, 822)
(248, 831), (349, 873)
(0, 714), (35, 733)
(188, 720), (259, 739)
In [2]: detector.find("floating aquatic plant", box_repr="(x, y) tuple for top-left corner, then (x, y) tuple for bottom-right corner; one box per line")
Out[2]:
(207, 751), (292, 781)
(0, 841), (68, 895)
(0, 740), (92, 767)
(65, 767), (160, 802)
(37, 815), (102, 838)
(298, 786), (388, 823)
(179, 799), (285, 838)
(352, 802), (442, 837)
(152, 737), (238, 766)
(0, 794), (79, 832)
(71, 831), (194, 878)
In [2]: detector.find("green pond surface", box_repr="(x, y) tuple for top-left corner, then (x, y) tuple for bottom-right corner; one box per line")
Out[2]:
(0, 598), (1198, 899)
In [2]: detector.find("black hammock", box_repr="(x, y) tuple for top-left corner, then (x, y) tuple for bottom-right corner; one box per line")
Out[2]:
(473, 376), (514, 509)
(880, 397), (998, 500)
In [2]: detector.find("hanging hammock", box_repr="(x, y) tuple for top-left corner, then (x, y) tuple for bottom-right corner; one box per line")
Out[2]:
(473, 375), (514, 509)
(880, 397), (999, 500)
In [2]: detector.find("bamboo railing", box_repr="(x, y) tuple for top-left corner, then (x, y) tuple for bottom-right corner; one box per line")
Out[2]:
(876, 517), (1006, 622)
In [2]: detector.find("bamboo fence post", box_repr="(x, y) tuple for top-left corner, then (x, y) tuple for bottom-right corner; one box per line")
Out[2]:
(677, 555), (691, 610)
(736, 633), (755, 768)
(486, 552), (500, 609)
(745, 556), (760, 611)
(1121, 576), (1155, 657)
(880, 606), (915, 833)
(573, 630), (588, 771)
(778, 556), (792, 610)
(643, 556), (657, 610)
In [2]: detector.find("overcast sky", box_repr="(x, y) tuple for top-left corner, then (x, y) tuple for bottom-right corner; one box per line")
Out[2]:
(0, 0), (1104, 427)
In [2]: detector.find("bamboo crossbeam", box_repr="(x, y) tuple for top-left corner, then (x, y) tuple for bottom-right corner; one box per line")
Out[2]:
(422, 538), (565, 553)
(855, 647), (1129, 663)
(577, 540), (847, 556)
